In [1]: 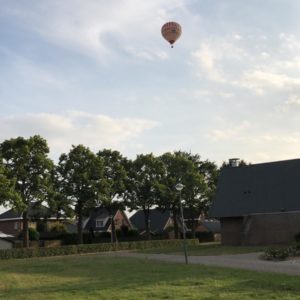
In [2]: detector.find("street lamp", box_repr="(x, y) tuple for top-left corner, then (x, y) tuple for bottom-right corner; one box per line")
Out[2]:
(175, 183), (188, 264)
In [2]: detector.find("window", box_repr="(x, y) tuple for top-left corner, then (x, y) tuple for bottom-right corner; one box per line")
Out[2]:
(95, 219), (104, 228)
(14, 222), (19, 230)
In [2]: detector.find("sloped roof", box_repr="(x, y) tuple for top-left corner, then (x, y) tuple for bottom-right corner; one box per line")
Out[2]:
(202, 220), (221, 233)
(210, 158), (300, 218)
(84, 206), (118, 231)
(130, 209), (171, 234)
(0, 202), (54, 220)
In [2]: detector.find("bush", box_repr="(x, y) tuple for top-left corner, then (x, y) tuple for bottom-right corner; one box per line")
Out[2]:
(18, 227), (40, 241)
(126, 229), (139, 237)
(49, 222), (67, 233)
(0, 239), (199, 260)
(36, 221), (47, 233)
(195, 231), (214, 242)
(294, 232), (300, 243)
(263, 246), (296, 261)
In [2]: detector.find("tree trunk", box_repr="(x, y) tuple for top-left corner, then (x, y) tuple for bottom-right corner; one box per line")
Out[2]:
(191, 209), (196, 239)
(77, 209), (83, 244)
(172, 208), (179, 239)
(111, 215), (117, 244)
(22, 210), (29, 248)
(143, 209), (151, 240)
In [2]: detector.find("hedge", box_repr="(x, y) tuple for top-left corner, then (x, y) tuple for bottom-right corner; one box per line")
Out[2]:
(0, 239), (199, 260)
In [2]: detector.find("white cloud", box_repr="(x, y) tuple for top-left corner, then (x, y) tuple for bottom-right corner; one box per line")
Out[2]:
(276, 95), (300, 113)
(191, 38), (248, 82)
(3, 0), (186, 63)
(206, 121), (250, 141)
(240, 69), (300, 94)
(0, 111), (158, 160)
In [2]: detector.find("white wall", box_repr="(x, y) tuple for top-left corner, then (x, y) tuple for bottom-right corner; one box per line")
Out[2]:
(0, 238), (13, 249)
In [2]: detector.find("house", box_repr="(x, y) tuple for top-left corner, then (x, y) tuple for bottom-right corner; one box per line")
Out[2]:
(84, 206), (132, 233)
(209, 158), (300, 246)
(130, 209), (171, 236)
(0, 232), (14, 249)
(130, 208), (220, 239)
(0, 202), (59, 236)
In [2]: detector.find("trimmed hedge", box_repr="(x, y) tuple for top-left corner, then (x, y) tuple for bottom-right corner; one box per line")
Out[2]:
(0, 239), (199, 260)
(263, 246), (296, 261)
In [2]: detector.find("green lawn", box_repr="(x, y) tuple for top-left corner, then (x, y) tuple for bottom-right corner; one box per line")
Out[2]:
(0, 253), (299, 299)
(137, 242), (268, 256)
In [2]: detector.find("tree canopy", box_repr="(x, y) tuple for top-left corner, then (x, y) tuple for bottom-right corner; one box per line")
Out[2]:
(0, 135), (53, 247)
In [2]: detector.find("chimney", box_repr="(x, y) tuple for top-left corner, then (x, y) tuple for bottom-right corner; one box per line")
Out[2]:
(229, 158), (240, 167)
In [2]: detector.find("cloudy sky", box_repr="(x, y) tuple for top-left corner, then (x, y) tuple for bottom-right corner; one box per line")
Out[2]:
(1, 0), (300, 166)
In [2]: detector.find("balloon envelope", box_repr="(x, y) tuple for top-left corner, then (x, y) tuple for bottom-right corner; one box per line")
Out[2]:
(161, 22), (182, 47)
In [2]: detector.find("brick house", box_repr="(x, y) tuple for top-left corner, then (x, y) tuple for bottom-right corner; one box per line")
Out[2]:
(0, 202), (59, 236)
(130, 208), (220, 238)
(209, 158), (300, 245)
(84, 206), (132, 233)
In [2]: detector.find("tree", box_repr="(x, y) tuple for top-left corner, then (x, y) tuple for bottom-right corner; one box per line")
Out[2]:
(158, 152), (197, 239)
(178, 152), (219, 217)
(0, 159), (21, 207)
(126, 153), (164, 240)
(0, 135), (53, 247)
(57, 145), (106, 244)
(47, 166), (74, 220)
(97, 149), (128, 243)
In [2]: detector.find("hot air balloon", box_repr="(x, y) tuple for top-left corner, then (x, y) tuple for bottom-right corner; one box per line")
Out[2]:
(161, 21), (182, 48)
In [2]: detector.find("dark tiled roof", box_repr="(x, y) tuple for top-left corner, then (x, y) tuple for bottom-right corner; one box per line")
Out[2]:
(0, 202), (54, 220)
(182, 208), (201, 219)
(84, 206), (118, 231)
(202, 220), (221, 233)
(130, 209), (171, 234)
(210, 158), (300, 218)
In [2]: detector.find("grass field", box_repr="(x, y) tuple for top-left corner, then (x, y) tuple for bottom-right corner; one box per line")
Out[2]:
(137, 242), (268, 256)
(0, 253), (299, 299)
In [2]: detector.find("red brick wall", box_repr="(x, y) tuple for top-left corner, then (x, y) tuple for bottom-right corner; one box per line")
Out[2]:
(114, 211), (132, 229)
(221, 217), (243, 245)
(0, 220), (22, 236)
(221, 212), (300, 246)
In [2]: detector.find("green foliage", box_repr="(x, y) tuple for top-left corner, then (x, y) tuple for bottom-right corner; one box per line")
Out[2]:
(97, 149), (128, 243)
(57, 145), (106, 244)
(0, 161), (21, 206)
(0, 239), (199, 260)
(125, 153), (164, 239)
(0, 135), (53, 247)
(195, 231), (214, 242)
(263, 246), (296, 261)
(36, 221), (47, 233)
(294, 232), (300, 243)
(18, 227), (40, 241)
(49, 222), (67, 233)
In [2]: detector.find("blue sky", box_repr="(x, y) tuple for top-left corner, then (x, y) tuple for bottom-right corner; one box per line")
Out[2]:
(1, 0), (300, 166)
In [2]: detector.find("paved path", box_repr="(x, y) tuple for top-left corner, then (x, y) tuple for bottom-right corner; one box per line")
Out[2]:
(106, 251), (300, 276)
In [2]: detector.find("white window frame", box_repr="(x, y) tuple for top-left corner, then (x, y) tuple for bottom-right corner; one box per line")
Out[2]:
(14, 222), (19, 230)
(95, 219), (105, 228)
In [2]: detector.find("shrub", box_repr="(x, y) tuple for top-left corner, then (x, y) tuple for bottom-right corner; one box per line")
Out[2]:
(18, 227), (40, 241)
(263, 246), (295, 261)
(49, 222), (67, 233)
(195, 232), (214, 242)
(294, 232), (300, 243)
(126, 229), (139, 237)
(36, 221), (47, 233)
(0, 239), (199, 260)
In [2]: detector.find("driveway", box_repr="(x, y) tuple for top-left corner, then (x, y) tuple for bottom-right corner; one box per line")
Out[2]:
(107, 251), (300, 276)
